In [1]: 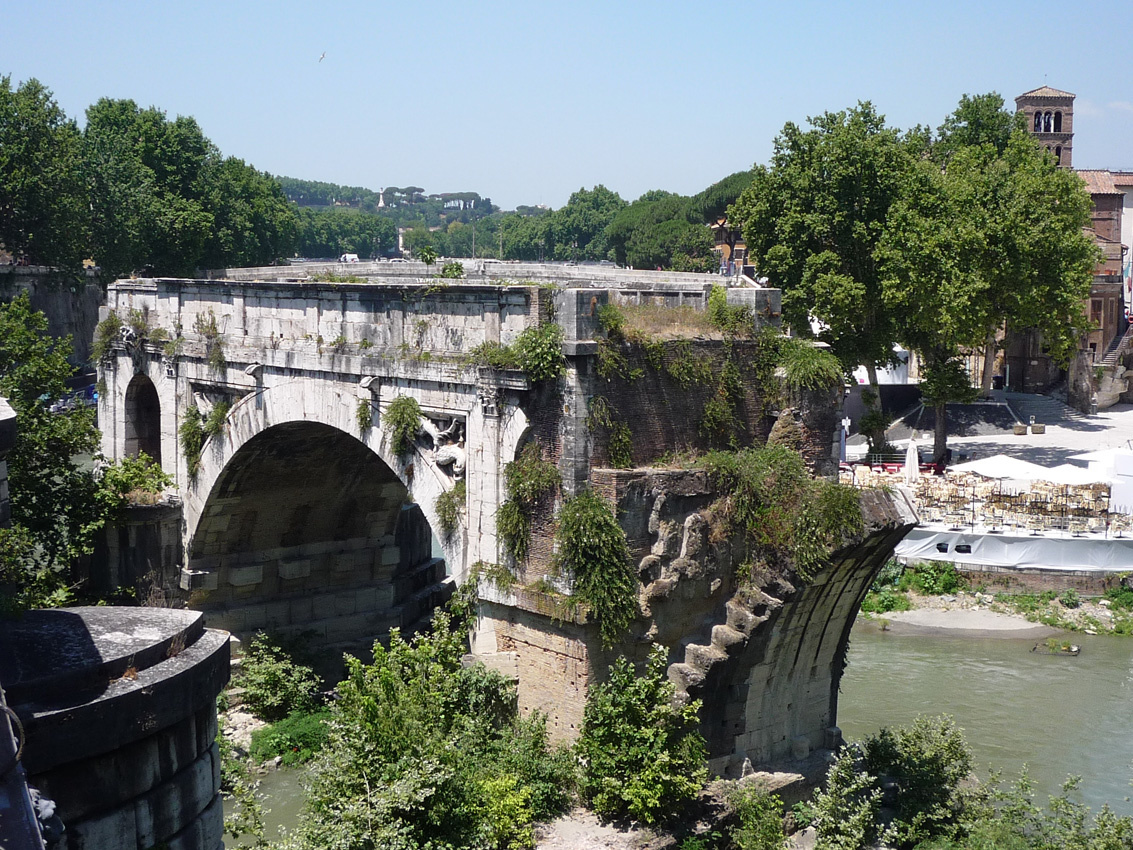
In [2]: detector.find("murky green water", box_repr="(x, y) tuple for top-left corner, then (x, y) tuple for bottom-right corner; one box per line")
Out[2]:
(839, 621), (1133, 814)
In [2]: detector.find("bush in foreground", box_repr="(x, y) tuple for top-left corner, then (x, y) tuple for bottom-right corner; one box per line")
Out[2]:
(238, 632), (322, 722)
(290, 611), (575, 850)
(577, 645), (708, 825)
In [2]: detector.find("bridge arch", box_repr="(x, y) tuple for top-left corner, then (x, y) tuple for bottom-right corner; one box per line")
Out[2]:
(181, 379), (463, 646)
(124, 374), (162, 464)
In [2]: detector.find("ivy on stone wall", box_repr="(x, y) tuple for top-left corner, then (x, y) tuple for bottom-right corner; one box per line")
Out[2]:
(585, 397), (632, 468)
(435, 479), (466, 537)
(497, 443), (560, 561)
(385, 396), (422, 456)
(553, 489), (637, 649)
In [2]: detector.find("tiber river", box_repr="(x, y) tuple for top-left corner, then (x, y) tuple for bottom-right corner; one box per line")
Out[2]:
(231, 619), (1133, 842)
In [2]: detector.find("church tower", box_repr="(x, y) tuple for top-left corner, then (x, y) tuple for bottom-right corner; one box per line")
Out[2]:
(1015, 86), (1074, 167)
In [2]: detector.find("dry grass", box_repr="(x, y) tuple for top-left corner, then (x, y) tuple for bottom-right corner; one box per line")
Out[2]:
(616, 302), (718, 339)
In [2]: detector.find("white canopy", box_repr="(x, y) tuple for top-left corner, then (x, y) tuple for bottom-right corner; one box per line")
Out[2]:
(947, 454), (1106, 486)
(947, 455), (1051, 480)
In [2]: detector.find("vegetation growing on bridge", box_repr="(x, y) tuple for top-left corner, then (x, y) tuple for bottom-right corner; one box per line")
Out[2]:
(91, 312), (122, 363)
(179, 400), (230, 480)
(466, 321), (566, 385)
(497, 443), (560, 562)
(589, 298), (844, 466)
(193, 309), (226, 375)
(704, 444), (863, 581)
(435, 479), (466, 537)
(553, 489), (638, 649)
(386, 395), (423, 455)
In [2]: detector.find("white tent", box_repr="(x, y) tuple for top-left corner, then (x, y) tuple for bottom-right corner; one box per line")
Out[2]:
(946, 455), (1052, 480)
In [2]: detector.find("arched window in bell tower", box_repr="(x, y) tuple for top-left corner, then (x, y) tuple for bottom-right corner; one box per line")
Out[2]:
(1054, 146), (1062, 165)
(1054, 111), (1062, 132)
(1034, 112), (1042, 132)
(1044, 112), (1053, 131)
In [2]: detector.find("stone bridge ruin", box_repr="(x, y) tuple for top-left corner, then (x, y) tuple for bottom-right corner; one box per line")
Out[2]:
(97, 263), (916, 776)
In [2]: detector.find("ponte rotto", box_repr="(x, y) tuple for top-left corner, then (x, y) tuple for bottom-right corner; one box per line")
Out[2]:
(97, 260), (915, 776)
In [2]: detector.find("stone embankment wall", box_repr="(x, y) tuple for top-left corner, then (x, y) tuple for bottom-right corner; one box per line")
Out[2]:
(3, 608), (229, 850)
(0, 266), (103, 367)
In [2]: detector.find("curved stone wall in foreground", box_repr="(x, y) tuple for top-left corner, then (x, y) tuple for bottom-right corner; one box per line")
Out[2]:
(1, 607), (229, 850)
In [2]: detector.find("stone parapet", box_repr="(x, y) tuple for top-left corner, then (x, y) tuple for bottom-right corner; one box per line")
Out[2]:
(2, 607), (229, 850)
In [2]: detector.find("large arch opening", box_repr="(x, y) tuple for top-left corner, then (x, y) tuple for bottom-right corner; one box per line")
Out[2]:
(124, 375), (162, 464)
(187, 421), (450, 647)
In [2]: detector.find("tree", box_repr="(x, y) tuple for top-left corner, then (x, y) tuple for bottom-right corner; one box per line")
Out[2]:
(879, 128), (1097, 461)
(548, 185), (626, 261)
(84, 99), (214, 278)
(0, 295), (101, 584)
(200, 158), (298, 269)
(0, 76), (88, 271)
(730, 104), (910, 449)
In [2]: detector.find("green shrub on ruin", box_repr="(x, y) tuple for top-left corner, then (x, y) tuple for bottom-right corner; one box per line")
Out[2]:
(355, 398), (372, 435)
(577, 645), (707, 824)
(554, 489), (637, 648)
(513, 321), (565, 383)
(467, 340), (520, 371)
(704, 444), (862, 579)
(91, 312), (122, 363)
(179, 405), (205, 480)
(778, 336), (845, 391)
(238, 632), (322, 723)
(386, 395), (423, 455)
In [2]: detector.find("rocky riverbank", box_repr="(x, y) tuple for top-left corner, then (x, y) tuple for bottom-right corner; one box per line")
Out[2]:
(866, 586), (1132, 636)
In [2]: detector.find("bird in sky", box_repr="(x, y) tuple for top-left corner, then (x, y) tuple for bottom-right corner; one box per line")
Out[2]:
(318, 51), (326, 62)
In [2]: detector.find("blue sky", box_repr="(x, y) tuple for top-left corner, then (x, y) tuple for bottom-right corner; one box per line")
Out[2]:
(7, 0), (1132, 209)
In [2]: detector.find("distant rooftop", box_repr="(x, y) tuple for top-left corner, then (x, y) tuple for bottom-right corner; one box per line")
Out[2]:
(1017, 85), (1076, 99)
(1077, 170), (1121, 195)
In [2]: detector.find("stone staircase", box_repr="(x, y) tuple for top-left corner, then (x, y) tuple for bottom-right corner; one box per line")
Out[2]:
(1102, 325), (1133, 368)
(1004, 391), (1088, 426)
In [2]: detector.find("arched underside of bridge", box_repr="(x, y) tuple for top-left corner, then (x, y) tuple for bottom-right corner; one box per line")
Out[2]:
(186, 421), (451, 646)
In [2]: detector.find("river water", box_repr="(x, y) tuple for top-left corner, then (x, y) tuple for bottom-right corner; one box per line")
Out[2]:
(839, 620), (1133, 814)
(230, 619), (1133, 841)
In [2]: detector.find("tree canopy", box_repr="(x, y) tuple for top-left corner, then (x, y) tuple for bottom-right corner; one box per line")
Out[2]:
(0, 76), (89, 271)
(730, 94), (1099, 458)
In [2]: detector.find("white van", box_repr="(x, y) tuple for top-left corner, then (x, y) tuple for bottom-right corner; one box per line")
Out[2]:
(340, 253), (360, 263)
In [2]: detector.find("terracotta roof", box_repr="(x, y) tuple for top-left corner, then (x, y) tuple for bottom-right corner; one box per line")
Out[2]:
(1077, 170), (1121, 195)
(1017, 85), (1075, 99)
(1109, 171), (1133, 187)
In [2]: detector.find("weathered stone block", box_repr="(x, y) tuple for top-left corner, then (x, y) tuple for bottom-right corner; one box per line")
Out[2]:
(179, 568), (218, 592)
(278, 559), (311, 580)
(227, 564), (263, 587)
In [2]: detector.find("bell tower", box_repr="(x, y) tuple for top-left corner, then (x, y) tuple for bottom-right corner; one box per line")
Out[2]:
(1015, 86), (1074, 168)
